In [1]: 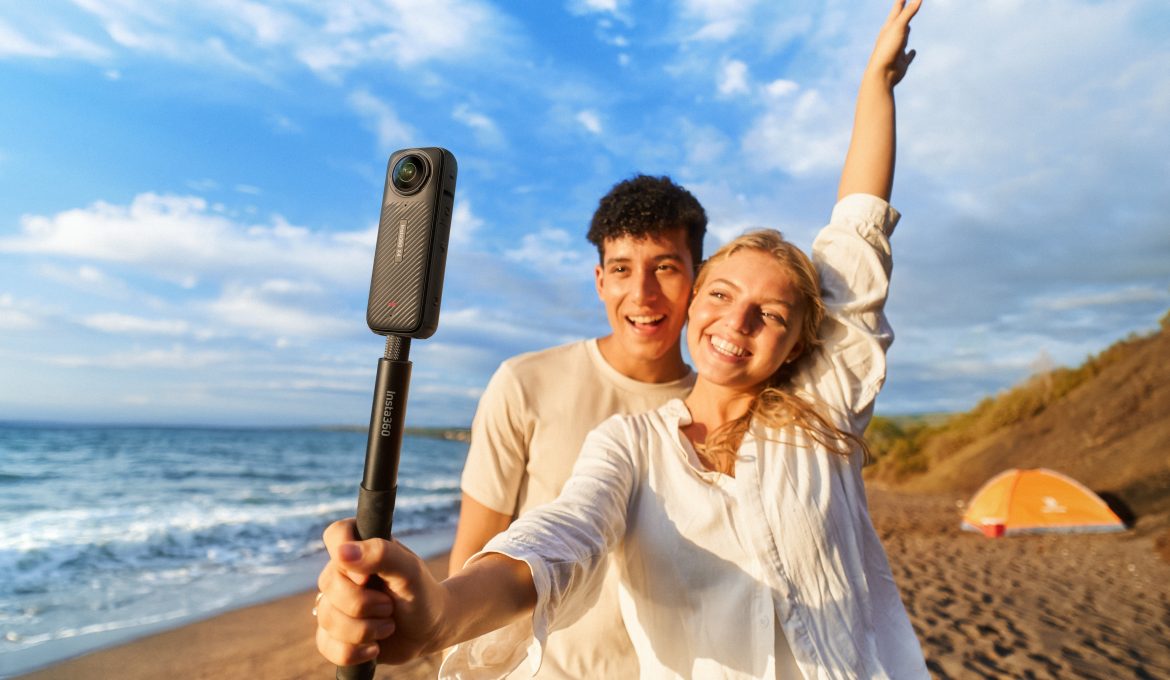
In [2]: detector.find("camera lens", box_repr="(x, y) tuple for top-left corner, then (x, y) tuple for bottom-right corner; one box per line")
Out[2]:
(392, 154), (428, 194)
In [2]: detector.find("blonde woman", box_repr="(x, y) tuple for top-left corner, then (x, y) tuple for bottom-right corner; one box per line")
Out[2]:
(315, 1), (927, 677)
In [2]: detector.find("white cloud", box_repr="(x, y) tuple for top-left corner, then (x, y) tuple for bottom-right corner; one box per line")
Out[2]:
(566, 0), (633, 27)
(16, 1), (516, 83)
(229, 1), (298, 45)
(332, 226), (379, 250)
(576, 109), (603, 135)
(504, 228), (593, 269)
(234, 183), (261, 195)
(37, 264), (129, 297)
(677, 120), (731, 179)
(73, 0), (231, 69)
(206, 284), (352, 338)
(870, 0), (1170, 340)
(187, 178), (219, 192)
(411, 381), (485, 400)
(0, 19), (57, 58)
(717, 59), (750, 97)
(0, 18), (111, 60)
(295, 40), (360, 77)
(437, 307), (582, 351)
(568, 0), (623, 14)
(741, 88), (848, 176)
(289, 0), (517, 78)
(1032, 286), (1170, 312)
(268, 113), (301, 134)
(690, 20), (740, 42)
(10, 194), (228, 262)
(322, 1), (505, 68)
(348, 89), (415, 152)
(679, 0), (758, 42)
(764, 79), (797, 98)
(259, 279), (323, 295)
(50, 344), (236, 369)
(438, 308), (542, 345)
(1, 192), (374, 288)
(0, 294), (39, 331)
(903, 0), (1170, 185)
(82, 313), (190, 336)
(452, 104), (504, 147)
(78, 265), (110, 284)
(450, 200), (484, 247)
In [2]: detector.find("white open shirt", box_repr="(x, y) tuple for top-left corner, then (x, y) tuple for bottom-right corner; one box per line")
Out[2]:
(442, 194), (929, 680)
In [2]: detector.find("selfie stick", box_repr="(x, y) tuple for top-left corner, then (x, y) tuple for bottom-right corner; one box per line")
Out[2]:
(335, 147), (456, 680)
(337, 335), (411, 680)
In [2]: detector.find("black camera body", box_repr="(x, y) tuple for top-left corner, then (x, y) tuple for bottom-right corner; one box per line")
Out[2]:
(366, 147), (458, 339)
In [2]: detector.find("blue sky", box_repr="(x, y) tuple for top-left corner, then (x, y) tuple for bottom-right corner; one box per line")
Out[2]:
(2, 0), (1168, 427)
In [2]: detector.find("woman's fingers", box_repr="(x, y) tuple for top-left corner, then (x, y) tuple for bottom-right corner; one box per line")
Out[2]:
(894, 0), (922, 26)
(323, 518), (357, 552)
(322, 519), (371, 587)
(316, 592), (397, 645)
(907, 0), (922, 19)
(317, 559), (396, 620)
(886, 0), (905, 23)
(315, 621), (381, 667)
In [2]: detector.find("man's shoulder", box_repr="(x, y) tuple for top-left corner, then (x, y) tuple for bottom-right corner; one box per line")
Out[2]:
(498, 338), (595, 376)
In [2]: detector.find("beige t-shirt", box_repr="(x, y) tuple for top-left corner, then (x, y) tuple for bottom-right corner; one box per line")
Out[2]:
(461, 338), (695, 679)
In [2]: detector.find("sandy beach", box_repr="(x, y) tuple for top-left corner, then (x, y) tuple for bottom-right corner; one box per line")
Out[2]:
(13, 554), (449, 680)
(869, 489), (1170, 678)
(17, 490), (1170, 679)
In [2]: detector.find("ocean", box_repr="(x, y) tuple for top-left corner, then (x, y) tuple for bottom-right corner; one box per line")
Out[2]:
(0, 423), (468, 678)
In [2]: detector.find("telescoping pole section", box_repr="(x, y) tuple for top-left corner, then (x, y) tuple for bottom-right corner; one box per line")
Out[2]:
(337, 335), (411, 680)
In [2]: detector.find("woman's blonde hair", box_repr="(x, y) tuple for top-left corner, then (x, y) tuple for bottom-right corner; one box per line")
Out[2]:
(694, 229), (868, 470)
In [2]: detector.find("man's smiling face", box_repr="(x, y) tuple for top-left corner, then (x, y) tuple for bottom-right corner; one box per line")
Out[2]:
(593, 228), (695, 381)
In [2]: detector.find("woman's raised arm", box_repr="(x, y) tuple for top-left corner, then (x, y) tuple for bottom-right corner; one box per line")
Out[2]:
(838, 0), (921, 202)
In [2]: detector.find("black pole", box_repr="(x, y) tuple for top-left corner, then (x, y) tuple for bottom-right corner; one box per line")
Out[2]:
(337, 336), (411, 680)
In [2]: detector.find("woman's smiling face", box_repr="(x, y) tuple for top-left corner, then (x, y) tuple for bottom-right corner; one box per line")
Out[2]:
(686, 248), (806, 393)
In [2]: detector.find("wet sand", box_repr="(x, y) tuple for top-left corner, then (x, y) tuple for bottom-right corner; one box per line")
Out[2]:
(18, 491), (1170, 679)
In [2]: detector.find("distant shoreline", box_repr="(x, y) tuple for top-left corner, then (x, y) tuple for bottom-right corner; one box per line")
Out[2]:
(316, 425), (472, 442)
(0, 421), (473, 442)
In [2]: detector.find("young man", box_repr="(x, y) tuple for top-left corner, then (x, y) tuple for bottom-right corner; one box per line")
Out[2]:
(447, 175), (706, 678)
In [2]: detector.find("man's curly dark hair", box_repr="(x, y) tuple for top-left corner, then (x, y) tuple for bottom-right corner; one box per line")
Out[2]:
(587, 175), (706, 268)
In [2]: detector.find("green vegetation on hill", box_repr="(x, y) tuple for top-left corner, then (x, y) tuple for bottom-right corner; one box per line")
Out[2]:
(864, 309), (1170, 485)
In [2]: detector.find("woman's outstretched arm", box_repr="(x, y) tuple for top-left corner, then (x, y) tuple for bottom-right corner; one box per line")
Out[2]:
(838, 0), (921, 202)
(316, 419), (638, 669)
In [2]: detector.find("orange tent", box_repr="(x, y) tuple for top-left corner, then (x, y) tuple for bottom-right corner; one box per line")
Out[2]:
(960, 468), (1125, 537)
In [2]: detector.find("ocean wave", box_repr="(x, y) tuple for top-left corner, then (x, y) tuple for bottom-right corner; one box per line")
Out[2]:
(0, 424), (468, 668)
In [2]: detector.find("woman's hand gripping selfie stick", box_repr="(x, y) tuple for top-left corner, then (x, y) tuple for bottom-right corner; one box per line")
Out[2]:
(336, 147), (457, 680)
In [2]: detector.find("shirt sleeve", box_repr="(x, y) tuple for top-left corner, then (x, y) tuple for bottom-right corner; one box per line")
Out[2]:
(440, 419), (639, 679)
(801, 193), (900, 438)
(460, 361), (532, 516)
